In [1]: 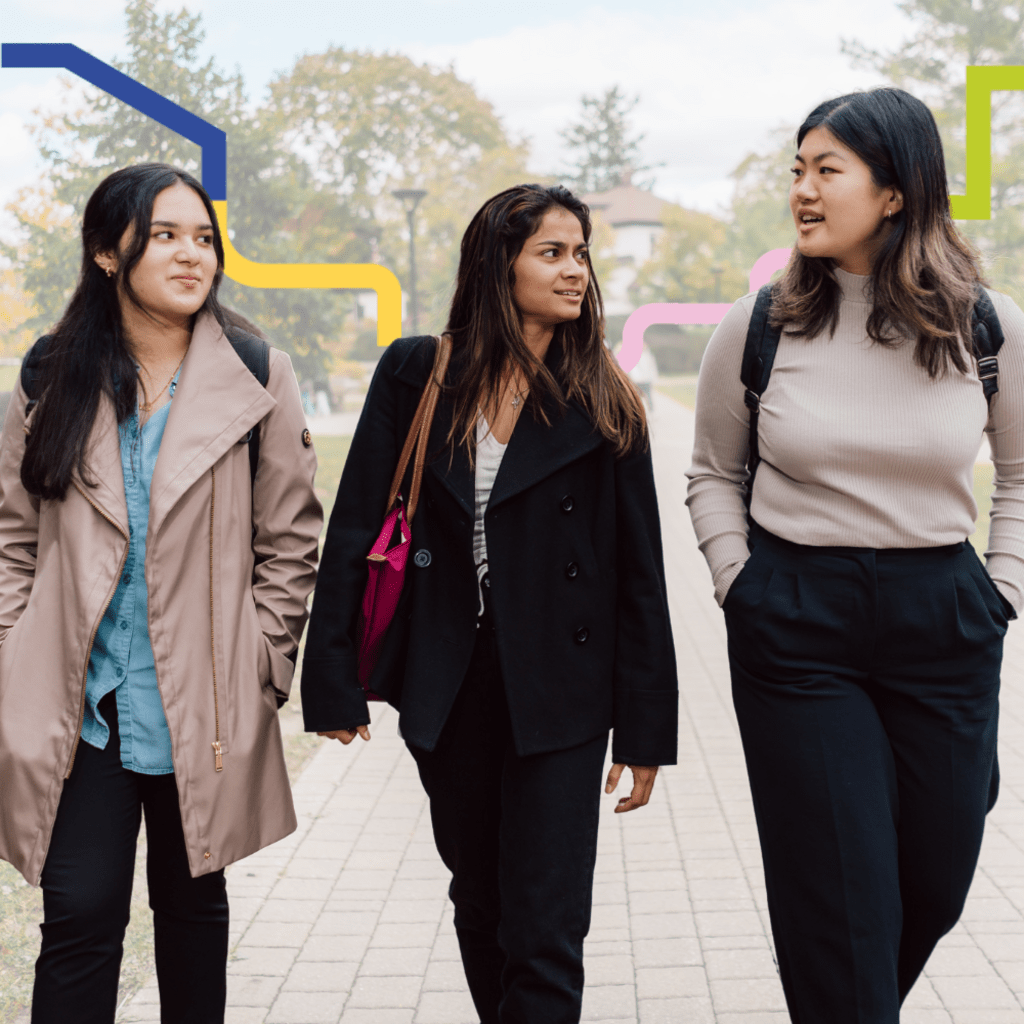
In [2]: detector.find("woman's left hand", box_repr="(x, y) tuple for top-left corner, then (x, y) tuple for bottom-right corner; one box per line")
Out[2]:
(605, 763), (659, 813)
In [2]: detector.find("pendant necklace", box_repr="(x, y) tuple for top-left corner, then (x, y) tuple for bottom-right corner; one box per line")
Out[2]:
(139, 350), (187, 413)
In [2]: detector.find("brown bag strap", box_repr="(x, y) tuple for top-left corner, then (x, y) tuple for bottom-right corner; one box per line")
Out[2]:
(386, 335), (452, 522)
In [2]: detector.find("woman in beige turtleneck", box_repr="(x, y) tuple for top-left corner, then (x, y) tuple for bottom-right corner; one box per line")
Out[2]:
(687, 87), (1024, 1023)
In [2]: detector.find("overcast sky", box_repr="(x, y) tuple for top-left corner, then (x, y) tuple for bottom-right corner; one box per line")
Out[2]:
(1, 0), (917, 237)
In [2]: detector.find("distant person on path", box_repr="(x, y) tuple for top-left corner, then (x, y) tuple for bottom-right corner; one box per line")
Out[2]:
(303, 183), (678, 1024)
(628, 342), (658, 410)
(686, 87), (1024, 1022)
(0, 163), (322, 1024)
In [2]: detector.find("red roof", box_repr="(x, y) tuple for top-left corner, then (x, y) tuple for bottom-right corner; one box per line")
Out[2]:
(582, 179), (668, 227)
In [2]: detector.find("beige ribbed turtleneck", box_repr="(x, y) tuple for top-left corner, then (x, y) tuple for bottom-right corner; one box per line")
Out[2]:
(685, 267), (1024, 611)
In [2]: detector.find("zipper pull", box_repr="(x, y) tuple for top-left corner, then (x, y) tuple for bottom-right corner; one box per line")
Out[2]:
(212, 740), (223, 772)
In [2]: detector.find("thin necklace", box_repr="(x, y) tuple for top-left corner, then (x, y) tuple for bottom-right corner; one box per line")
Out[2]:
(508, 374), (527, 410)
(139, 350), (187, 413)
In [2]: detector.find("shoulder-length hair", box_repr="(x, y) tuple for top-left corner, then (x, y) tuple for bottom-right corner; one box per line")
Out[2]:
(444, 183), (646, 458)
(772, 87), (983, 378)
(21, 163), (229, 501)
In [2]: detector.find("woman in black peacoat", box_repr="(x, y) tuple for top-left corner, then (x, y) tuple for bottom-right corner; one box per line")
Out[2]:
(302, 183), (677, 1024)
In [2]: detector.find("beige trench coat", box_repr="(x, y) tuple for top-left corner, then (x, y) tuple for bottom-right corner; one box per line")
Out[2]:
(0, 313), (322, 884)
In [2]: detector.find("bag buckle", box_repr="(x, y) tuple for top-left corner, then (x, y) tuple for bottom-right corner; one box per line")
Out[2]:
(978, 356), (999, 381)
(744, 389), (760, 412)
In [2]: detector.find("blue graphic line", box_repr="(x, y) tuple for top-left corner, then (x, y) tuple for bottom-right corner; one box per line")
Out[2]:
(1, 43), (227, 200)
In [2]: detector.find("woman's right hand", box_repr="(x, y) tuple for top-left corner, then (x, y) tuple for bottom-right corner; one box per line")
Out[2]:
(318, 726), (371, 744)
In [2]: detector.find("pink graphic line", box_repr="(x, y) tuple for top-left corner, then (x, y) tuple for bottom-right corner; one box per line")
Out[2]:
(617, 248), (793, 372)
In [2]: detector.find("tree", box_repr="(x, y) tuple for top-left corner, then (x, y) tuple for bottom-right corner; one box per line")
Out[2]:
(1, 0), (338, 380)
(632, 205), (747, 305)
(3, 1), (537, 369)
(560, 86), (652, 194)
(843, 0), (1024, 306)
(262, 47), (532, 341)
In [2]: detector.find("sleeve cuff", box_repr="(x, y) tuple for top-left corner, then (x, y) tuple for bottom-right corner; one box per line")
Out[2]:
(300, 656), (371, 732)
(612, 686), (678, 766)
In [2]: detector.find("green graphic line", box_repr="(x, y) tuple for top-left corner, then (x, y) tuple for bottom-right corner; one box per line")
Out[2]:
(951, 65), (1024, 221)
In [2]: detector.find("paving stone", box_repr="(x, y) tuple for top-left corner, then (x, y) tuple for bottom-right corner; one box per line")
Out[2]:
(347, 974), (423, 1008)
(637, 995), (715, 1023)
(930, 974), (1020, 1008)
(581, 984), (637, 1019)
(228, 946), (299, 976)
(635, 966), (710, 999)
(226, 973), (284, 1006)
(224, 1009), (269, 1024)
(265, 989), (347, 1023)
(279, 959), (358, 993)
(254, 899), (323, 924)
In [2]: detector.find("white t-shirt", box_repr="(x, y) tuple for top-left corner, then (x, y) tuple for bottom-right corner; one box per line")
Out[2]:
(474, 414), (509, 614)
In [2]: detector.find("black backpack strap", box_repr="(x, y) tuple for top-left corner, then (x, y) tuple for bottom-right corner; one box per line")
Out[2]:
(224, 327), (271, 486)
(971, 285), (1004, 406)
(740, 285), (782, 508)
(20, 335), (52, 413)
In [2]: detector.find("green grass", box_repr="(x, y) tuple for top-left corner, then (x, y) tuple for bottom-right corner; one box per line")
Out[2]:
(656, 382), (697, 410)
(312, 434), (352, 530)
(0, 435), (356, 1024)
(973, 462), (994, 557)
(0, 366), (19, 393)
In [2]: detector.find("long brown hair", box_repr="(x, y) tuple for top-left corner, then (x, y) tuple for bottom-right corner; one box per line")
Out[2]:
(772, 88), (983, 378)
(444, 183), (646, 458)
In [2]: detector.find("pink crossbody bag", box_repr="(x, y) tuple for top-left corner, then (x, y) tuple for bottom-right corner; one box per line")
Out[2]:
(356, 335), (452, 696)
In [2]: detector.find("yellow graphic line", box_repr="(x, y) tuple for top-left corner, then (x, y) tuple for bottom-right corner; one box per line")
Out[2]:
(213, 201), (403, 347)
(950, 65), (1024, 221)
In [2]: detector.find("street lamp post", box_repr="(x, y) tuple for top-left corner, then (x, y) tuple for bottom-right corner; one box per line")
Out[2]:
(711, 263), (724, 303)
(392, 188), (428, 333)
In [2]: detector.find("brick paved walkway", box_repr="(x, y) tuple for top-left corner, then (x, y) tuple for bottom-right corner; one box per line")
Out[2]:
(124, 395), (1024, 1023)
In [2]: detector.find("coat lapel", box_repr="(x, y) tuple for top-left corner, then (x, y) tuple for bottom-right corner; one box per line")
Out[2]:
(149, 313), (277, 535)
(76, 393), (129, 534)
(425, 394), (475, 516)
(392, 333), (604, 515)
(487, 396), (602, 511)
(392, 336), (475, 516)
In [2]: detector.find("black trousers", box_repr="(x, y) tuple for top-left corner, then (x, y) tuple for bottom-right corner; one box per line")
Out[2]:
(406, 602), (608, 1024)
(32, 690), (229, 1024)
(725, 523), (1009, 1024)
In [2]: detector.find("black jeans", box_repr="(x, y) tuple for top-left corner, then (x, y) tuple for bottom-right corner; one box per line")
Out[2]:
(406, 603), (608, 1024)
(726, 523), (1009, 1024)
(32, 691), (229, 1024)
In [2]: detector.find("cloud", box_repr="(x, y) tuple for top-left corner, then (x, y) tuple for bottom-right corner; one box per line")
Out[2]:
(407, 0), (912, 210)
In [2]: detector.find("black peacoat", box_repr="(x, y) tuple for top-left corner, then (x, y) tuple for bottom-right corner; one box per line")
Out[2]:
(301, 336), (678, 765)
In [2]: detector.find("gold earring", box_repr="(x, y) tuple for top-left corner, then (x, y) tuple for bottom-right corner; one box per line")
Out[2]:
(106, 267), (113, 277)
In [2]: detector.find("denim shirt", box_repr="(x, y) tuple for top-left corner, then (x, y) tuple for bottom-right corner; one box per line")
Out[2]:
(80, 374), (179, 774)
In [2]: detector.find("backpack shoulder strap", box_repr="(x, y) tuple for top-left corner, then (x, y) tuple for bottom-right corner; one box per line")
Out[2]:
(224, 326), (271, 486)
(740, 285), (782, 506)
(20, 335), (54, 412)
(971, 285), (1004, 406)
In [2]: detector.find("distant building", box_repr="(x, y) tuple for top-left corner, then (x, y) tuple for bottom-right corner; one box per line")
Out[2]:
(583, 173), (669, 316)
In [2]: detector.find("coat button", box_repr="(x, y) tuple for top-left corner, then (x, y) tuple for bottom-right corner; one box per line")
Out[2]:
(561, 495), (574, 512)
(204, 851), (211, 859)
(565, 562), (579, 579)
(413, 549), (431, 568)
(574, 627), (589, 644)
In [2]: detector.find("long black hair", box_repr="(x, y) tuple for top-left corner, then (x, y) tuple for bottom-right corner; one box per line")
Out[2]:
(445, 183), (646, 459)
(773, 87), (982, 377)
(21, 163), (229, 501)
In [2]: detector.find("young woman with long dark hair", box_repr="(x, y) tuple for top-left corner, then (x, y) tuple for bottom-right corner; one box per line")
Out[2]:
(687, 87), (1024, 1021)
(0, 163), (322, 1023)
(302, 183), (678, 1024)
